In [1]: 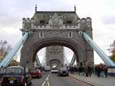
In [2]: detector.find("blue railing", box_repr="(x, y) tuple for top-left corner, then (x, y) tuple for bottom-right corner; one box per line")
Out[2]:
(108, 66), (115, 76)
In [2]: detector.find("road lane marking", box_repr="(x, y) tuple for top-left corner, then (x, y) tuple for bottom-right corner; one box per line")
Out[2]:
(46, 74), (49, 81)
(46, 80), (50, 86)
(41, 74), (50, 86)
(41, 81), (46, 86)
(46, 74), (50, 86)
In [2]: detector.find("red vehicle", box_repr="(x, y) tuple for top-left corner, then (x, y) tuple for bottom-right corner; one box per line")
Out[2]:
(31, 69), (42, 78)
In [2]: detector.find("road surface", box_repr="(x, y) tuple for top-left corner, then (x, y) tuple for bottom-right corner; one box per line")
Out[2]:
(32, 72), (91, 86)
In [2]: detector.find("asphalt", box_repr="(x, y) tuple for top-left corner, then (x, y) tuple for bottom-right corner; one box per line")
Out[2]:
(70, 73), (115, 86)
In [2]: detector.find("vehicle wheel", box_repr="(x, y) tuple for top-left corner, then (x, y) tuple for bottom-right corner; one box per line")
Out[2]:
(66, 74), (69, 76)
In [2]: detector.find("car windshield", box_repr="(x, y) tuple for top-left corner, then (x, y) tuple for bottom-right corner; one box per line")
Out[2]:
(5, 68), (24, 74)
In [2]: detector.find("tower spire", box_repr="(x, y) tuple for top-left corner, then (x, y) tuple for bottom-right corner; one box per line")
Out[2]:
(74, 5), (76, 12)
(35, 4), (37, 12)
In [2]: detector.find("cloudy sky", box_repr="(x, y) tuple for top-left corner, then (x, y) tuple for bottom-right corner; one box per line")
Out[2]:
(0, 0), (115, 64)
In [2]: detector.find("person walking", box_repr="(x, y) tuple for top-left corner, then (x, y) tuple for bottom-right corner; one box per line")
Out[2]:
(103, 65), (108, 78)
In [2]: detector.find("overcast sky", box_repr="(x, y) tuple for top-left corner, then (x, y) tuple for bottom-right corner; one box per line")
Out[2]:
(0, 0), (115, 64)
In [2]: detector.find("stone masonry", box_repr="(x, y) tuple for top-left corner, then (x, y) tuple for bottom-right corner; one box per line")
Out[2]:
(20, 6), (94, 69)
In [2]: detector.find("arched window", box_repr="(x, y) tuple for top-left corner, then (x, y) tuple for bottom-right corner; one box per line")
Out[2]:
(68, 32), (73, 38)
(39, 32), (44, 38)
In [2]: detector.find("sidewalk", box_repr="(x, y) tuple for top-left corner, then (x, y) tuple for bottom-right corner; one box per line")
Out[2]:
(70, 73), (115, 86)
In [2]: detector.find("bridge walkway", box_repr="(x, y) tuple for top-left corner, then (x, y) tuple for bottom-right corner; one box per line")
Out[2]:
(70, 73), (115, 86)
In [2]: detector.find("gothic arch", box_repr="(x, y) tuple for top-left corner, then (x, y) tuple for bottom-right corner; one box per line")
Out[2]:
(20, 37), (86, 69)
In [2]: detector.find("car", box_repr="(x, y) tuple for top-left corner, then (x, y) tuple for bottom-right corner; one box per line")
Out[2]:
(51, 68), (59, 73)
(1, 66), (32, 86)
(30, 68), (42, 78)
(44, 66), (50, 72)
(0, 67), (6, 84)
(58, 67), (69, 76)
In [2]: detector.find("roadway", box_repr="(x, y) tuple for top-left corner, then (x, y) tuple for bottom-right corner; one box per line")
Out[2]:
(32, 72), (91, 86)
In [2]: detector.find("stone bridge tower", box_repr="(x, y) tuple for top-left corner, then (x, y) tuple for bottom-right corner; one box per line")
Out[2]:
(20, 6), (94, 69)
(46, 46), (64, 69)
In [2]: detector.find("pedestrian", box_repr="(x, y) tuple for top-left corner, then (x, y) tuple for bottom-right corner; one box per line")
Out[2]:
(97, 65), (101, 77)
(103, 65), (108, 78)
(84, 65), (89, 77)
(88, 65), (92, 76)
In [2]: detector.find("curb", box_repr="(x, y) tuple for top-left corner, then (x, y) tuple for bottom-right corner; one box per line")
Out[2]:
(69, 74), (95, 86)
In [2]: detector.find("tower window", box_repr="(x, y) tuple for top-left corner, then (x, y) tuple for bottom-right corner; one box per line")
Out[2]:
(66, 21), (72, 24)
(68, 32), (73, 38)
(39, 32), (44, 38)
(40, 20), (45, 25)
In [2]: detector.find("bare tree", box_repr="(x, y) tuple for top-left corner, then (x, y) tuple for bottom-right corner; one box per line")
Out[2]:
(0, 40), (12, 61)
(109, 40), (115, 62)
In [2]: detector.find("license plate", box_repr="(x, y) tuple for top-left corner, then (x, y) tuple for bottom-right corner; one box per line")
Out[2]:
(10, 80), (14, 84)
(8, 77), (16, 80)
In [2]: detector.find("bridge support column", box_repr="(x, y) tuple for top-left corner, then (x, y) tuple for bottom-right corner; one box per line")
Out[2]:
(20, 46), (34, 70)
(20, 58), (34, 70)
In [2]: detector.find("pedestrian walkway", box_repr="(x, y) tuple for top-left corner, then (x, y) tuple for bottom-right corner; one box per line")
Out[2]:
(70, 73), (115, 86)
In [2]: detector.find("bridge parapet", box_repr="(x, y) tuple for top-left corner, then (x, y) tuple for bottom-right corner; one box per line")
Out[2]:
(31, 25), (80, 29)
(22, 17), (92, 31)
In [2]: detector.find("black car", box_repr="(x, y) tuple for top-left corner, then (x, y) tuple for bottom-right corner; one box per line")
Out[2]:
(58, 67), (69, 76)
(1, 66), (32, 86)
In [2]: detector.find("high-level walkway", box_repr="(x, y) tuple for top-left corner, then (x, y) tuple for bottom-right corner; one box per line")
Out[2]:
(70, 73), (115, 86)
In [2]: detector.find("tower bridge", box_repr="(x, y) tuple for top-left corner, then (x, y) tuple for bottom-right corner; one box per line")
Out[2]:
(1, 7), (114, 69)
(20, 7), (93, 69)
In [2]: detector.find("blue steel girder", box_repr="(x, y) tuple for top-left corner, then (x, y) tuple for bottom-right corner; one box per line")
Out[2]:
(0, 32), (29, 67)
(83, 32), (115, 66)
(69, 54), (76, 66)
(36, 55), (42, 67)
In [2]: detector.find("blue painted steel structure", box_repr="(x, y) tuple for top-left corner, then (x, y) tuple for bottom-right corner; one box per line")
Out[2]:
(1, 31), (115, 67)
(69, 55), (76, 66)
(83, 32), (115, 66)
(0, 32), (29, 67)
(36, 55), (42, 67)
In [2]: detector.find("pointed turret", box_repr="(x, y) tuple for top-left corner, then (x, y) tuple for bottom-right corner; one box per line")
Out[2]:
(35, 4), (37, 12)
(74, 5), (76, 13)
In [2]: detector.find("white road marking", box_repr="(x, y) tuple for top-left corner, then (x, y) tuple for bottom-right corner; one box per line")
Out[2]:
(47, 81), (50, 86)
(41, 81), (46, 86)
(41, 74), (50, 86)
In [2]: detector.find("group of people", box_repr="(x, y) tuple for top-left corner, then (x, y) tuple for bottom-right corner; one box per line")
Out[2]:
(68, 63), (93, 77)
(67, 63), (108, 78)
(95, 64), (108, 78)
(78, 64), (93, 77)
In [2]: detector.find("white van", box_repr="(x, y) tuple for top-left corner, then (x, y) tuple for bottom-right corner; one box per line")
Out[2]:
(44, 66), (50, 71)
